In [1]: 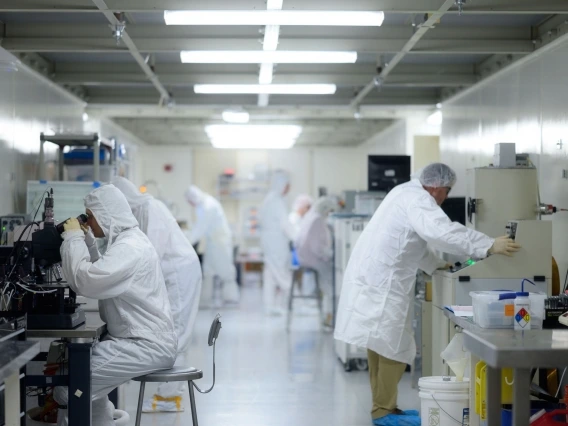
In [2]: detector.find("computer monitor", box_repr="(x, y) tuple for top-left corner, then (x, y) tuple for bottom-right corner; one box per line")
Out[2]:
(368, 155), (411, 192)
(441, 197), (466, 225)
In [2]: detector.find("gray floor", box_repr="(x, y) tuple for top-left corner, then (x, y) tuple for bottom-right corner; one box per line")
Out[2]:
(121, 286), (420, 426)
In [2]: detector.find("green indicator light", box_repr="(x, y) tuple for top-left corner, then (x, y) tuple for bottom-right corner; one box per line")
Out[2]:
(466, 259), (476, 266)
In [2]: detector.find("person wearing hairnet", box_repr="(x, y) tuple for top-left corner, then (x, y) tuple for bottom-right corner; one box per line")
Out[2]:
(56, 184), (177, 426)
(112, 177), (202, 412)
(289, 194), (313, 238)
(259, 170), (294, 316)
(185, 185), (240, 308)
(295, 196), (337, 327)
(334, 163), (520, 426)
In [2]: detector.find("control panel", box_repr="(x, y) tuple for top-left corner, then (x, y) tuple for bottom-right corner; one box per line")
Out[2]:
(448, 258), (477, 273)
(0, 215), (26, 244)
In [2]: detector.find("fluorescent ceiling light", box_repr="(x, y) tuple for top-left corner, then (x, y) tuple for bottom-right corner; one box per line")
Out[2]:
(258, 63), (274, 84)
(205, 124), (302, 149)
(195, 84), (336, 95)
(266, 0), (284, 9)
(263, 25), (280, 51)
(180, 51), (357, 64)
(165, 10), (384, 26)
(427, 111), (443, 126)
(222, 109), (250, 124)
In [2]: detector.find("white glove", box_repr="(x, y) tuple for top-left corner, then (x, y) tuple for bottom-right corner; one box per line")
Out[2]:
(488, 236), (521, 257)
(81, 225), (96, 246)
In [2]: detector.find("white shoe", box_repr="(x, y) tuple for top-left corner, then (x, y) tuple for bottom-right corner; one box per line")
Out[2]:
(142, 396), (184, 413)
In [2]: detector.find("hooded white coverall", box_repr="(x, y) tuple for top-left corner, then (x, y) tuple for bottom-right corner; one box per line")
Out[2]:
(56, 184), (177, 426)
(295, 197), (337, 320)
(334, 179), (493, 420)
(112, 177), (202, 410)
(288, 194), (313, 240)
(185, 185), (239, 307)
(259, 170), (293, 314)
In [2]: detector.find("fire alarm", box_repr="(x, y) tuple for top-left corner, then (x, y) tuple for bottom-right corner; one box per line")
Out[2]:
(164, 164), (173, 172)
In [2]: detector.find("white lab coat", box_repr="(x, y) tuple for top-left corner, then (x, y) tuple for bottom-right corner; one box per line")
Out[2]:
(112, 177), (202, 398)
(56, 184), (177, 426)
(259, 173), (293, 313)
(186, 186), (239, 306)
(334, 179), (494, 365)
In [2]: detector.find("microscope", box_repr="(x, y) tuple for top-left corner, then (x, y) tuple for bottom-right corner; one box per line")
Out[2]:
(0, 190), (86, 329)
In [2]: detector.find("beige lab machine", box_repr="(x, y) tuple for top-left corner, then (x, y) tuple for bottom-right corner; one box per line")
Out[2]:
(431, 220), (552, 376)
(466, 166), (538, 237)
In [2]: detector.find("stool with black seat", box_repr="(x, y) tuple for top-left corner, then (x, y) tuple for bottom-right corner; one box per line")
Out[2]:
(132, 314), (222, 426)
(287, 267), (322, 331)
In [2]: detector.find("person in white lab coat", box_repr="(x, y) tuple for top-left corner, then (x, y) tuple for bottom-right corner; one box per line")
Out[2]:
(288, 194), (313, 239)
(112, 176), (202, 412)
(185, 185), (240, 307)
(334, 163), (520, 426)
(259, 170), (293, 316)
(294, 196), (338, 326)
(56, 184), (177, 426)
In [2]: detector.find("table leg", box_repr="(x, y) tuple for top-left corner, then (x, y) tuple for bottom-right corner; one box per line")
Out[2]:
(486, 366), (501, 425)
(68, 342), (92, 426)
(513, 368), (531, 426)
(5, 371), (20, 426)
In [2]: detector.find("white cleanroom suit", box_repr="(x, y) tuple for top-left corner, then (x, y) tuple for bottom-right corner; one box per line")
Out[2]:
(334, 178), (495, 364)
(185, 185), (240, 307)
(295, 196), (337, 322)
(259, 170), (293, 315)
(57, 184), (177, 426)
(112, 176), (202, 412)
(288, 194), (314, 239)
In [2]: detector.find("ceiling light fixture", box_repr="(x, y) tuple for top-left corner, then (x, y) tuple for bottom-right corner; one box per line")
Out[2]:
(222, 109), (250, 124)
(258, 63), (274, 85)
(205, 124), (302, 149)
(263, 25), (280, 51)
(180, 51), (357, 64)
(195, 84), (336, 95)
(165, 10), (384, 26)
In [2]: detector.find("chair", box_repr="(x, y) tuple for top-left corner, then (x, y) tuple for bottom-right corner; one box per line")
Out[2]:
(287, 267), (322, 331)
(132, 314), (222, 426)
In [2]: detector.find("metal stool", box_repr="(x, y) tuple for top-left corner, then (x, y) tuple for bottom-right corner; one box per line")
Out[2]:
(287, 267), (322, 331)
(133, 314), (222, 426)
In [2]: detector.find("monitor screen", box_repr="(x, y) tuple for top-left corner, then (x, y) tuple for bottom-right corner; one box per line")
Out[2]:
(441, 197), (466, 225)
(368, 155), (411, 192)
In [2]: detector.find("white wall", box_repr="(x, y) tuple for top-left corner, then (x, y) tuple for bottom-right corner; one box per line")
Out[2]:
(439, 39), (568, 283)
(139, 145), (193, 221)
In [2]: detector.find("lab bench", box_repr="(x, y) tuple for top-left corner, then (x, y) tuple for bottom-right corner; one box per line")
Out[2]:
(444, 309), (568, 426)
(26, 314), (107, 426)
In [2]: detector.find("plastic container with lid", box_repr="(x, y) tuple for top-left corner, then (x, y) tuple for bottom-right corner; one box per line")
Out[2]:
(470, 291), (546, 329)
(471, 291), (515, 328)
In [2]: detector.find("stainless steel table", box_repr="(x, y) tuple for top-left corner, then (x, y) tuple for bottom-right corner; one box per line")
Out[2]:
(27, 314), (107, 426)
(0, 341), (40, 426)
(462, 324), (568, 426)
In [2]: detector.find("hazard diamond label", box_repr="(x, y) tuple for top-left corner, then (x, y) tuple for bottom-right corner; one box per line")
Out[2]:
(515, 308), (530, 328)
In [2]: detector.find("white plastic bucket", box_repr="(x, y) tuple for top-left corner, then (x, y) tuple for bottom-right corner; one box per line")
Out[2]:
(419, 376), (470, 426)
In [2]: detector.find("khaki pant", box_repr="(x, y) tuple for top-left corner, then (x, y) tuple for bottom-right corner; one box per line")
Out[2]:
(367, 349), (407, 419)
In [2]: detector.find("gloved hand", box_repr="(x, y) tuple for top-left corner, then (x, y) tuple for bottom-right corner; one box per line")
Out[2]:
(63, 217), (81, 233)
(81, 225), (96, 246)
(488, 236), (521, 257)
